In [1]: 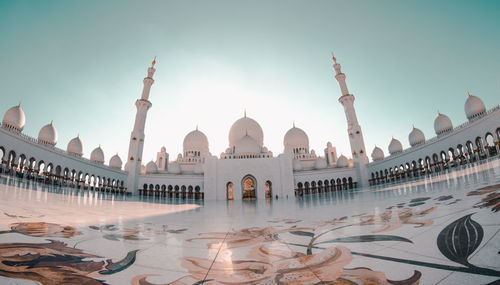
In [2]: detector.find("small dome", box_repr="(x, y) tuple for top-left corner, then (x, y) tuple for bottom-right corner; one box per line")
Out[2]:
(408, 126), (425, 146)
(140, 164), (146, 175)
(262, 146), (268, 153)
(434, 112), (453, 135)
(234, 135), (261, 154)
(37, 121), (57, 146)
(169, 162), (181, 174)
(371, 146), (384, 161)
(193, 163), (203, 174)
(314, 157), (327, 169)
(2, 104), (25, 132)
(337, 155), (348, 168)
(293, 159), (303, 171)
(464, 93), (486, 120)
(90, 146), (105, 164)
(109, 154), (122, 169)
(388, 137), (403, 155)
(183, 129), (209, 155)
(145, 161), (158, 174)
(67, 135), (83, 156)
(228, 115), (264, 148)
(283, 126), (309, 153)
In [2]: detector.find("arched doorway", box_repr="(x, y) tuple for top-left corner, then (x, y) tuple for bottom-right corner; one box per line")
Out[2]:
(265, 181), (272, 199)
(242, 175), (257, 199)
(226, 182), (234, 200)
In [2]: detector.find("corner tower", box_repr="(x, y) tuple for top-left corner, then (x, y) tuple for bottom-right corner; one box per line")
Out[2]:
(332, 54), (369, 187)
(126, 58), (156, 193)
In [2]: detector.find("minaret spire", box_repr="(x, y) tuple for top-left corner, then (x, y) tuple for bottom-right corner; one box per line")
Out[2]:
(332, 53), (369, 187)
(126, 60), (156, 194)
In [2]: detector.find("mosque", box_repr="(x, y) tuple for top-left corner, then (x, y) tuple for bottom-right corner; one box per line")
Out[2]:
(0, 56), (499, 200)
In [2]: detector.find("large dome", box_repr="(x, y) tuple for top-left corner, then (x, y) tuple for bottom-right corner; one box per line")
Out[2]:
(464, 93), (486, 120)
(337, 155), (348, 168)
(38, 121), (57, 146)
(314, 157), (327, 169)
(408, 126), (425, 146)
(371, 146), (384, 161)
(283, 125), (309, 153)
(228, 115), (264, 148)
(67, 135), (83, 156)
(234, 135), (261, 154)
(388, 137), (403, 155)
(2, 104), (25, 132)
(183, 129), (209, 154)
(90, 146), (105, 164)
(109, 154), (123, 169)
(145, 160), (158, 174)
(434, 112), (453, 135)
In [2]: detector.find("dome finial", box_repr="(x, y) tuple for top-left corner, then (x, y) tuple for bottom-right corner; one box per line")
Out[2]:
(293, 121), (295, 128)
(467, 90), (471, 97)
(412, 124), (415, 130)
(244, 109), (247, 118)
(50, 120), (53, 125)
(17, 101), (21, 107)
(437, 110), (440, 115)
(331, 52), (337, 64)
(152, 56), (156, 67)
(196, 124), (198, 131)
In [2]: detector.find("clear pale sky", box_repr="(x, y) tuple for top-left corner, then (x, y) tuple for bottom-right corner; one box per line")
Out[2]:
(1, 1), (499, 164)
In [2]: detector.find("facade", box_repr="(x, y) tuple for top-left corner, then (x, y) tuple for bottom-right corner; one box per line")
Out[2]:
(1, 57), (499, 200)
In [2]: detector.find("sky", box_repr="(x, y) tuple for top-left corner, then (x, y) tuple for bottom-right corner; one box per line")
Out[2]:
(0, 0), (499, 164)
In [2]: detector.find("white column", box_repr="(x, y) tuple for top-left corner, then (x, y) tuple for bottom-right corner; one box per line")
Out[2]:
(126, 61), (156, 194)
(333, 55), (369, 187)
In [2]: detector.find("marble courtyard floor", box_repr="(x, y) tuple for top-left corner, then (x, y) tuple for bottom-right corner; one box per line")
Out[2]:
(0, 161), (499, 284)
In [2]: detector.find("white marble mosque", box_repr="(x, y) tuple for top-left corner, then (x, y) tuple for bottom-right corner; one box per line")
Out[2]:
(0, 56), (500, 285)
(0, 56), (499, 201)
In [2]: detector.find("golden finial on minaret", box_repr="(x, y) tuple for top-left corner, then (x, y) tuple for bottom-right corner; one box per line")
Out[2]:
(152, 56), (156, 66)
(331, 52), (337, 64)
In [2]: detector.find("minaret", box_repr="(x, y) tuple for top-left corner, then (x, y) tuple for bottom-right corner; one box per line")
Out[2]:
(126, 58), (156, 193)
(332, 54), (369, 187)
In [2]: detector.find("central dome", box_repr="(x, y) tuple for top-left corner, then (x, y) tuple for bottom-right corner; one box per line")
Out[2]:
(183, 129), (209, 154)
(234, 135), (261, 154)
(283, 126), (309, 153)
(228, 115), (264, 148)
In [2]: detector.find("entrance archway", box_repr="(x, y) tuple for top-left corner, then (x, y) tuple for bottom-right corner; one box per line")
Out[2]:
(265, 180), (272, 199)
(226, 182), (234, 200)
(242, 175), (257, 199)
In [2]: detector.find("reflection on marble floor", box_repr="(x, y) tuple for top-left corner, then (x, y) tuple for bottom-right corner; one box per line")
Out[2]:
(0, 161), (499, 284)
